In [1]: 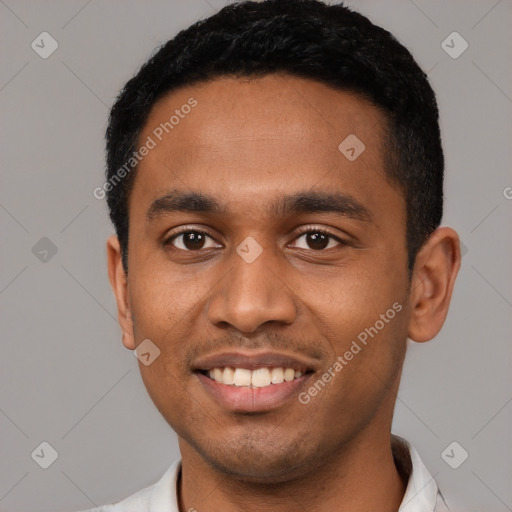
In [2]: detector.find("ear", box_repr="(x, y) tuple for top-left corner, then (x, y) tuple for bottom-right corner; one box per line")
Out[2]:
(106, 235), (135, 350)
(408, 227), (461, 343)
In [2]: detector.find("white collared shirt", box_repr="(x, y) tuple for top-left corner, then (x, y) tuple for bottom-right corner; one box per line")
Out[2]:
(77, 435), (450, 512)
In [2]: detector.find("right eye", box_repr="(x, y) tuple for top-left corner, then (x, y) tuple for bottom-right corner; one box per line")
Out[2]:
(164, 229), (221, 252)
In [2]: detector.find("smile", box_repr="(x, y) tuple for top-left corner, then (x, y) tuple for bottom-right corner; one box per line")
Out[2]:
(192, 350), (319, 411)
(203, 366), (305, 388)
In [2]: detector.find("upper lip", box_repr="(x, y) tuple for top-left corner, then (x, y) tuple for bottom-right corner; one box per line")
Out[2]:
(191, 350), (320, 373)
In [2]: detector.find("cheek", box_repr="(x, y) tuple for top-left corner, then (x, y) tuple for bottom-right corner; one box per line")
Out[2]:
(128, 273), (197, 402)
(139, 363), (194, 438)
(306, 311), (407, 431)
(133, 307), (198, 430)
(306, 263), (405, 338)
(302, 263), (408, 391)
(128, 265), (203, 339)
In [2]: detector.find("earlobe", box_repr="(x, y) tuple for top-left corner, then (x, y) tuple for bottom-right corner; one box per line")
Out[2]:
(106, 235), (136, 350)
(408, 227), (461, 343)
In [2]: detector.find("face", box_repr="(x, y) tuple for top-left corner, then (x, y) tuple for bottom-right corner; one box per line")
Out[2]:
(117, 74), (414, 481)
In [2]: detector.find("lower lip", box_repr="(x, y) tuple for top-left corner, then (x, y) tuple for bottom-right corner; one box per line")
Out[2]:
(195, 372), (311, 412)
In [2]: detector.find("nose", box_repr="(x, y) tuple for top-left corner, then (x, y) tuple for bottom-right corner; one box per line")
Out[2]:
(207, 244), (297, 334)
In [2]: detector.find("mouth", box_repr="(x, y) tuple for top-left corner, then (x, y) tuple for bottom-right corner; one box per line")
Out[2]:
(191, 350), (318, 412)
(197, 366), (312, 388)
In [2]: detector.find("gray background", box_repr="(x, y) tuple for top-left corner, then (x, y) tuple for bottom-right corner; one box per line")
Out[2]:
(1, 0), (511, 510)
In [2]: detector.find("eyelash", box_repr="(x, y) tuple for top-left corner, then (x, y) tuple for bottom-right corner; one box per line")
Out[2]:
(164, 226), (346, 252)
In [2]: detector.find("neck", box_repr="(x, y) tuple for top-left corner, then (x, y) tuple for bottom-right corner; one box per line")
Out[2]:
(177, 431), (406, 512)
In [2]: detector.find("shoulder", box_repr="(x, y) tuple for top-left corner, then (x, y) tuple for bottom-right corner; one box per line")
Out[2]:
(72, 459), (181, 512)
(75, 485), (154, 512)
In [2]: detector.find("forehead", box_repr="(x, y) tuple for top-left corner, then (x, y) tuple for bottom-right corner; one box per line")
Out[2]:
(131, 73), (398, 218)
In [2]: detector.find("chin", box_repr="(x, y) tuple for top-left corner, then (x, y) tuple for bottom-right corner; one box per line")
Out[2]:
(210, 455), (309, 483)
(193, 433), (316, 483)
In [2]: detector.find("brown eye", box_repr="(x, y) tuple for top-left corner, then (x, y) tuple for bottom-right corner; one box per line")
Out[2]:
(291, 229), (344, 251)
(305, 232), (330, 250)
(166, 230), (218, 251)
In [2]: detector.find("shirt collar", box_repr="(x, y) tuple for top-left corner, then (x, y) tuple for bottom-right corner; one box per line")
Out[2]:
(393, 435), (449, 512)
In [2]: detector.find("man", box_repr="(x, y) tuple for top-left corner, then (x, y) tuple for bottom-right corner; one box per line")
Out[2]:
(82, 0), (461, 510)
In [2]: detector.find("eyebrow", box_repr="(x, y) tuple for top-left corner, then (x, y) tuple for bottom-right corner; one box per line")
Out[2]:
(146, 189), (372, 223)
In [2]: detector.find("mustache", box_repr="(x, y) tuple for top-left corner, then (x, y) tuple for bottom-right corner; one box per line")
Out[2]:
(183, 331), (333, 366)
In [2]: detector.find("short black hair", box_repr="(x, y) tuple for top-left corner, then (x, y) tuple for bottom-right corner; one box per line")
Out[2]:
(105, 0), (443, 273)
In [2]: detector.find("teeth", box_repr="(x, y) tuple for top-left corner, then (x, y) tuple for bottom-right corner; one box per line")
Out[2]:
(222, 367), (235, 385)
(233, 368), (252, 386)
(206, 366), (305, 387)
(270, 367), (284, 384)
(251, 368), (271, 387)
(284, 368), (295, 382)
(213, 367), (223, 382)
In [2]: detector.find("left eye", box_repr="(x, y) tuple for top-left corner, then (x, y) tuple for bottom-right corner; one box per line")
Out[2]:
(166, 231), (220, 251)
(290, 231), (343, 251)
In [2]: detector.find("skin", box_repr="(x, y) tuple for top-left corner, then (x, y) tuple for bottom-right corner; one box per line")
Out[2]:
(107, 73), (460, 512)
